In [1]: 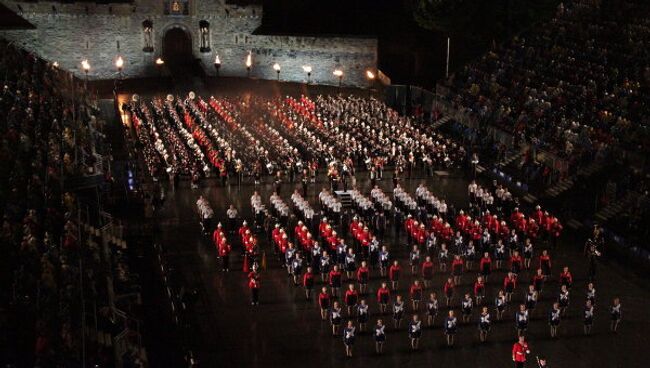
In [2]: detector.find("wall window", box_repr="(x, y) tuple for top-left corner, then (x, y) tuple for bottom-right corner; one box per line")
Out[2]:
(142, 20), (153, 53)
(199, 20), (210, 53)
(164, 0), (190, 16)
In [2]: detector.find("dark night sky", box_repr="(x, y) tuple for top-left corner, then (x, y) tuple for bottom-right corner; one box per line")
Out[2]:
(258, 0), (452, 88)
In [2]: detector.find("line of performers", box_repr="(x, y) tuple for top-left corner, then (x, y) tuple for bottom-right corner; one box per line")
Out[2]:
(213, 222), (622, 359)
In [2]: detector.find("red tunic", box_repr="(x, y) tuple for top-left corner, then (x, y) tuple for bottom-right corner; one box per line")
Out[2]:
(376, 287), (391, 303)
(512, 342), (529, 363)
(389, 264), (401, 281)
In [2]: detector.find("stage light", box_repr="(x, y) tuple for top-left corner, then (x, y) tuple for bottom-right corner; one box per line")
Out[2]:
(333, 69), (343, 87)
(245, 51), (252, 77)
(302, 65), (312, 83)
(115, 56), (124, 72)
(81, 59), (90, 84)
(81, 59), (91, 72)
(155, 57), (164, 77)
(214, 54), (221, 77)
(273, 63), (281, 80)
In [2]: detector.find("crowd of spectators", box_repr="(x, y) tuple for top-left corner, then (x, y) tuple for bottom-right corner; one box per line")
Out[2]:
(445, 0), (649, 177)
(0, 39), (128, 367)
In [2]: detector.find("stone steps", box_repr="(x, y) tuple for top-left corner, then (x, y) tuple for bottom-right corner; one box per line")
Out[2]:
(594, 191), (642, 223)
(432, 115), (451, 130)
(334, 191), (353, 208)
(544, 161), (604, 198)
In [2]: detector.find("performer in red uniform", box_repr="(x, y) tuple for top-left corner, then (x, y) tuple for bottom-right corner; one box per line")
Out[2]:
(474, 276), (486, 305)
(549, 217), (563, 249)
(303, 267), (315, 300)
(443, 277), (455, 306)
(218, 239), (231, 272)
(318, 286), (331, 320)
(377, 282), (391, 314)
(344, 284), (359, 315)
(451, 255), (464, 285)
(479, 252), (492, 281)
(389, 260), (401, 290)
(356, 261), (370, 294)
(504, 272), (517, 302)
(409, 280), (423, 310)
(421, 256), (435, 288)
(329, 265), (343, 297)
(248, 271), (260, 306)
(511, 336), (530, 368)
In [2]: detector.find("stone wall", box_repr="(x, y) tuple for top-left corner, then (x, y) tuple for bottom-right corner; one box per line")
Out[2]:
(0, 0), (377, 87)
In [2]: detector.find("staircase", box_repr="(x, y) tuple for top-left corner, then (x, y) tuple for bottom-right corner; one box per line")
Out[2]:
(594, 191), (645, 223)
(334, 191), (353, 208)
(432, 115), (452, 130)
(545, 160), (605, 198)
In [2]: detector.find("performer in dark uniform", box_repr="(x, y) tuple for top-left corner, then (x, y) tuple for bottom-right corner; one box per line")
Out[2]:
(410, 245), (421, 274)
(478, 306), (491, 342)
(343, 320), (356, 357)
(548, 302), (561, 338)
(357, 299), (369, 331)
(303, 266), (315, 300)
(374, 319), (386, 354)
(525, 285), (538, 314)
(444, 310), (458, 346)
(456, 291), (470, 320)
(345, 248), (357, 280)
(439, 243), (449, 272)
(522, 238), (534, 270)
(379, 245), (390, 277)
(408, 314), (422, 350)
(610, 297), (621, 333)
(331, 301), (342, 336)
(558, 284), (570, 316)
(515, 304), (529, 337)
(320, 251), (331, 283)
(494, 239), (506, 269)
(583, 300), (594, 335)
(495, 290), (507, 320)
(393, 295), (405, 328)
(426, 292), (439, 326)
(586, 282), (596, 306)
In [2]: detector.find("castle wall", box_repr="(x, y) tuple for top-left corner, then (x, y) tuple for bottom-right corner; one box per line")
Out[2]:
(0, 0), (377, 87)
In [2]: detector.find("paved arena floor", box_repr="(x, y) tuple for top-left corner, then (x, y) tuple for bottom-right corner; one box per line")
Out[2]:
(148, 170), (649, 368)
